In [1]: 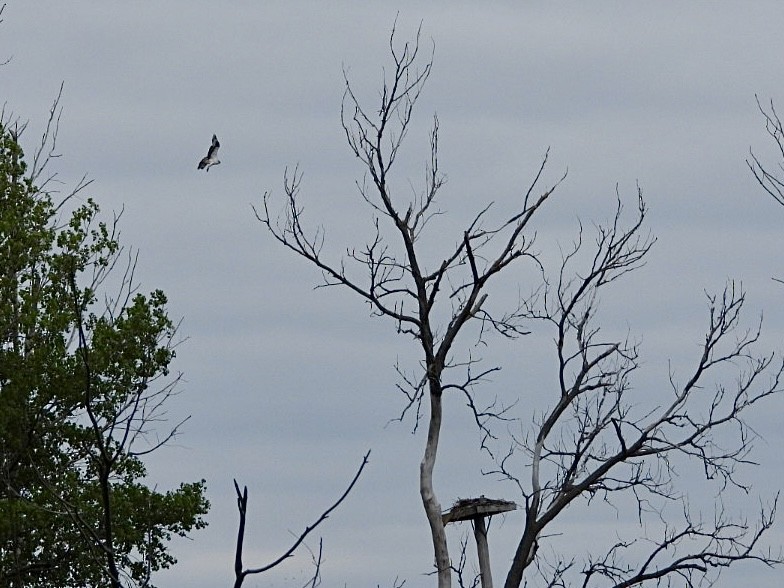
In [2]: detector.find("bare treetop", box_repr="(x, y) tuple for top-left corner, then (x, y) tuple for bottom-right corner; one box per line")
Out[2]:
(258, 25), (783, 588)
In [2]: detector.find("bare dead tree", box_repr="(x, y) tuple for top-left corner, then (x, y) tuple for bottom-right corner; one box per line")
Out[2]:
(487, 195), (783, 586)
(257, 24), (561, 588)
(258, 25), (783, 588)
(232, 450), (370, 588)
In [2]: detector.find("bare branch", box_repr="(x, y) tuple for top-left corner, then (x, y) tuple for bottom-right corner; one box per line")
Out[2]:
(232, 450), (371, 588)
(748, 94), (784, 207)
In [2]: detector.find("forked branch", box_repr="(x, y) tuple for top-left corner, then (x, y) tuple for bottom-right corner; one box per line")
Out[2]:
(232, 450), (370, 588)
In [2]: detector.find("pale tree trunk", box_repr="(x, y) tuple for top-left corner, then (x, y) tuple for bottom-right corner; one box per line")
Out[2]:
(420, 384), (450, 588)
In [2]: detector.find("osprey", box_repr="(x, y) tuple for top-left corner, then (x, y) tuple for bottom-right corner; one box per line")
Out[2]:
(198, 134), (221, 171)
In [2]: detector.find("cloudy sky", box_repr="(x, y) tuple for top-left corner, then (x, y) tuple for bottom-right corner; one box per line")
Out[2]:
(2, 2), (784, 587)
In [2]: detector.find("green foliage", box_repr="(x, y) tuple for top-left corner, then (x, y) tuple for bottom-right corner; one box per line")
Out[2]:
(0, 121), (209, 587)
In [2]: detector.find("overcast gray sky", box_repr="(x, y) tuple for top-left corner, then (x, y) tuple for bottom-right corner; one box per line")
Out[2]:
(2, 2), (784, 587)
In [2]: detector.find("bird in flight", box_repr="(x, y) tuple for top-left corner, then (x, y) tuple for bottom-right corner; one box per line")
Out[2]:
(198, 134), (221, 171)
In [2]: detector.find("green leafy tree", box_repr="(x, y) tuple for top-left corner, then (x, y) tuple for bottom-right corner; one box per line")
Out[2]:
(0, 112), (209, 587)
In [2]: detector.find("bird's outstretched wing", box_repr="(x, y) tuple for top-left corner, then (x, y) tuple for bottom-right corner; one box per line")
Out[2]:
(207, 134), (220, 159)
